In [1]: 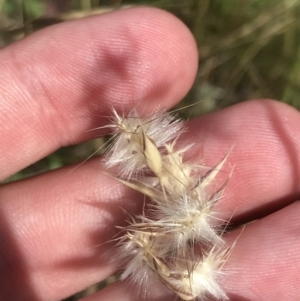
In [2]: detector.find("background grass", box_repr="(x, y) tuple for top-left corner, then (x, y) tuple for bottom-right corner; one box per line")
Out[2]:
(1, 0), (300, 299)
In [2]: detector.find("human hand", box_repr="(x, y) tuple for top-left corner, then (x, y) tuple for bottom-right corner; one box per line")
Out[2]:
(0, 6), (299, 301)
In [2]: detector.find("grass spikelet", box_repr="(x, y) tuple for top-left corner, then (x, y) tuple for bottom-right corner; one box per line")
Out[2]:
(159, 141), (196, 194)
(152, 194), (224, 248)
(161, 248), (229, 301)
(104, 107), (232, 300)
(105, 107), (184, 179)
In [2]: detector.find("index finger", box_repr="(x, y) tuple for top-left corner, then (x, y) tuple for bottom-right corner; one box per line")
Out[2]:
(0, 7), (198, 180)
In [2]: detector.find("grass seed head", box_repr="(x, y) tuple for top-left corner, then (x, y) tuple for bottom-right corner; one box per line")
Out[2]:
(106, 107), (232, 301)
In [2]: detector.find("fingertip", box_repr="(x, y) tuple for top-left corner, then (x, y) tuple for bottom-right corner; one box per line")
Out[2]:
(0, 6), (198, 178)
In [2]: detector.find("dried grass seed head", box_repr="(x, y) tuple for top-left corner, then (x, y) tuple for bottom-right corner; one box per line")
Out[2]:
(106, 107), (232, 301)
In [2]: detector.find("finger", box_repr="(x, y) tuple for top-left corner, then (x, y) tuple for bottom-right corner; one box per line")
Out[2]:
(223, 201), (300, 301)
(0, 159), (140, 301)
(3, 99), (300, 299)
(185, 99), (300, 222)
(0, 7), (198, 180)
(81, 201), (300, 301)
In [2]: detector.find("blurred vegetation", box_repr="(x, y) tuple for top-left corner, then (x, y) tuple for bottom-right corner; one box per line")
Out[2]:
(1, 0), (300, 299)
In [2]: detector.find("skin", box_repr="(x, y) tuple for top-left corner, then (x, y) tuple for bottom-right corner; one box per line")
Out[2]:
(0, 6), (300, 301)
